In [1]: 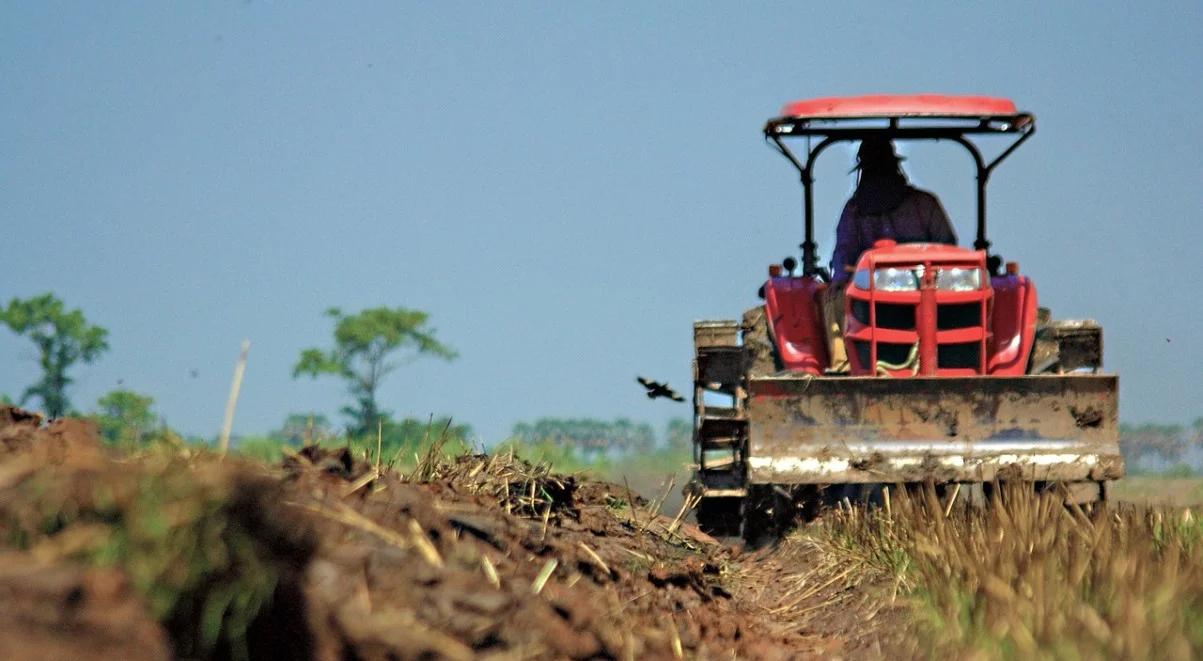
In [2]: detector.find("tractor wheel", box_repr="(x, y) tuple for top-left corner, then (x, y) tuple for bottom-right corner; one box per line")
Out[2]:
(743, 486), (795, 546)
(696, 497), (743, 539)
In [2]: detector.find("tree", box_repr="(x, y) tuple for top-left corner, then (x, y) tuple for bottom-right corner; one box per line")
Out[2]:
(0, 293), (109, 417)
(293, 306), (456, 435)
(94, 388), (157, 447)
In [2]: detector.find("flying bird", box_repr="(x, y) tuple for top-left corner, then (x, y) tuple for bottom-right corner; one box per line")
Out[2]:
(637, 376), (685, 402)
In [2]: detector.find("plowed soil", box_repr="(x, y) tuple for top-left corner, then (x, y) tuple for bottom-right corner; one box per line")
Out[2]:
(0, 407), (893, 660)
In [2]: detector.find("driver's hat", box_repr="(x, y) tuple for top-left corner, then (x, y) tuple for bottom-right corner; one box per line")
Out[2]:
(853, 137), (905, 171)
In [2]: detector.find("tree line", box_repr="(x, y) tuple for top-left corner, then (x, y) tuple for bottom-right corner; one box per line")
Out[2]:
(1120, 421), (1203, 469)
(509, 417), (691, 456)
(6, 292), (1202, 473)
(1, 293), (460, 451)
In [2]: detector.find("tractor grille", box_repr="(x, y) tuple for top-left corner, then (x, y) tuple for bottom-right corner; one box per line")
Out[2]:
(877, 303), (916, 330)
(852, 341), (917, 369)
(851, 299), (870, 325)
(937, 302), (981, 330)
(851, 301), (915, 330)
(845, 262), (991, 376)
(938, 342), (981, 369)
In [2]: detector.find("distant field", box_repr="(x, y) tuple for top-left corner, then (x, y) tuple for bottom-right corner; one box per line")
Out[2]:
(1112, 475), (1203, 506)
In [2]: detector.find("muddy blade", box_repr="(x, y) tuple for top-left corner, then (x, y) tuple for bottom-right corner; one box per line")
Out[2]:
(746, 374), (1122, 484)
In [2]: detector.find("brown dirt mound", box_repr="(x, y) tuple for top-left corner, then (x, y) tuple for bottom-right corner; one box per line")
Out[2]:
(0, 555), (170, 660)
(282, 445), (774, 659)
(0, 406), (877, 660)
(0, 407), (313, 660)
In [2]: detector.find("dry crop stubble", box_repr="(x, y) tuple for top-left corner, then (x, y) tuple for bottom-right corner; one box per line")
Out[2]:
(784, 484), (1203, 659)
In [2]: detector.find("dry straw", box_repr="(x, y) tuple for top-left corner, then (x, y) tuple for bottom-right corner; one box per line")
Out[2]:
(790, 484), (1203, 658)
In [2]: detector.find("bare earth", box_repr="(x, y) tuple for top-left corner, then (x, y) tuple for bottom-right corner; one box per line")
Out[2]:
(0, 407), (896, 660)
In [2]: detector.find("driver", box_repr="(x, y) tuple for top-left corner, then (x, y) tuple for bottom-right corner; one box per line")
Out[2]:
(829, 137), (956, 282)
(823, 138), (956, 372)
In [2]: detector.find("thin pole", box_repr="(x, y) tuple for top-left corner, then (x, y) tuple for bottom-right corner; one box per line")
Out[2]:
(218, 340), (251, 456)
(375, 419), (383, 472)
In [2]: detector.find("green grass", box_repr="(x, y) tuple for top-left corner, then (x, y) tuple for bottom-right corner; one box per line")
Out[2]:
(233, 435), (295, 463)
(1112, 474), (1203, 507)
(229, 423), (475, 472)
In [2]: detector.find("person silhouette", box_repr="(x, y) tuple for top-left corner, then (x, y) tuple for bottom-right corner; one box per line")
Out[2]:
(822, 138), (956, 372)
(829, 138), (956, 283)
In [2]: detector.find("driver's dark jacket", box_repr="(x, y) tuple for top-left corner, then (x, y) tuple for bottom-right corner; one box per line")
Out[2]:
(829, 187), (956, 284)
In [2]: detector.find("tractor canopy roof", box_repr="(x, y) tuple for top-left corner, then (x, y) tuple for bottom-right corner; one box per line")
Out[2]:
(767, 94), (1033, 137)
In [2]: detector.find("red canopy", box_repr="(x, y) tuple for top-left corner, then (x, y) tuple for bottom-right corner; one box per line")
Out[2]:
(779, 94), (1019, 119)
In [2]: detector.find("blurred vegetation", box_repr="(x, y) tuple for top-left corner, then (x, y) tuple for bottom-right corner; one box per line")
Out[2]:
(0, 292), (109, 417)
(89, 388), (190, 452)
(495, 437), (689, 479)
(499, 418), (692, 510)
(1113, 474), (1203, 507)
(217, 415), (692, 486)
(510, 417), (657, 455)
(226, 413), (473, 471)
(275, 412), (335, 444)
(215, 414), (694, 509)
(1120, 419), (1203, 469)
(93, 388), (158, 446)
(343, 415), (474, 467)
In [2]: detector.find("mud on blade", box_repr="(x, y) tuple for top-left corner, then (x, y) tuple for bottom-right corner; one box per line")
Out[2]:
(746, 374), (1121, 484)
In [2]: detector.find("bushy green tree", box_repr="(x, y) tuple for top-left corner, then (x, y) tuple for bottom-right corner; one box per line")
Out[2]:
(293, 307), (456, 436)
(94, 388), (158, 447)
(0, 293), (109, 417)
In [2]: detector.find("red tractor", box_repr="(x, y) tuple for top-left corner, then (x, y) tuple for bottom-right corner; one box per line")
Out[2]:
(691, 95), (1122, 538)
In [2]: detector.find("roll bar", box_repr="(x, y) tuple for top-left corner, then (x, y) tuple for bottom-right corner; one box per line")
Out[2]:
(764, 114), (1036, 278)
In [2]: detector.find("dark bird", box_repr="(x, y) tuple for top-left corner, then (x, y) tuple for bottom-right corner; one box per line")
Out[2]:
(190, 369), (199, 378)
(637, 376), (685, 402)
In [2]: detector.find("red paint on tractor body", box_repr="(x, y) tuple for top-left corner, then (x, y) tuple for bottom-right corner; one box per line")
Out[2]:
(779, 94), (1020, 119)
(762, 275), (829, 374)
(988, 274), (1040, 375)
(761, 242), (1038, 377)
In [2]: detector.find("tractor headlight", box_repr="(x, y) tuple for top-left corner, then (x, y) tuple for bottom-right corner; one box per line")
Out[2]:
(873, 267), (921, 291)
(936, 267), (983, 291)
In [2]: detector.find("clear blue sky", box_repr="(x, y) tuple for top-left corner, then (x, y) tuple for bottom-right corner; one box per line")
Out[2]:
(2, 2), (1200, 442)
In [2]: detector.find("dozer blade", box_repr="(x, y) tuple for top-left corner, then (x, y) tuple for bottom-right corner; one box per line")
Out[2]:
(746, 374), (1122, 484)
